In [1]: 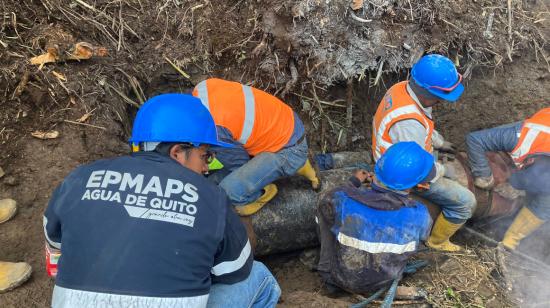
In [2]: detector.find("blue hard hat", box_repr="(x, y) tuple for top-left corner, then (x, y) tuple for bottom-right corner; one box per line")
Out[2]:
(129, 93), (233, 148)
(375, 142), (435, 190)
(411, 54), (464, 102)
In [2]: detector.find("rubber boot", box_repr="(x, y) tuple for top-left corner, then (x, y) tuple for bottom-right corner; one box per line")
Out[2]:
(426, 213), (463, 252)
(501, 207), (545, 250)
(0, 262), (32, 293)
(0, 199), (17, 224)
(235, 184), (278, 216)
(297, 159), (321, 191)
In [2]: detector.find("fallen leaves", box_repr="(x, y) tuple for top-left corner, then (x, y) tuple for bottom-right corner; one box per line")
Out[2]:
(350, 0), (364, 10)
(30, 42), (108, 68)
(31, 130), (59, 139)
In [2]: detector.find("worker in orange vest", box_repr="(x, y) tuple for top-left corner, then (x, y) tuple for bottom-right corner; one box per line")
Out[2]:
(467, 107), (550, 250)
(372, 54), (476, 252)
(190, 78), (320, 216)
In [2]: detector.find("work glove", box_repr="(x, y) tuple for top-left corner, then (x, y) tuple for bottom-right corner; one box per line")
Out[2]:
(438, 141), (458, 154)
(494, 182), (525, 200)
(443, 163), (458, 180)
(474, 175), (495, 190)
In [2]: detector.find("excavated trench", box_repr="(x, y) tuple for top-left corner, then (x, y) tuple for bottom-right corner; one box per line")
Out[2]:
(1, 0), (549, 306)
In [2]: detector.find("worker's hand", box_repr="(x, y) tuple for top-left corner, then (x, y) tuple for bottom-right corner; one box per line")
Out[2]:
(494, 182), (525, 200)
(443, 163), (458, 180)
(354, 169), (372, 183)
(438, 141), (457, 154)
(474, 175), (494, 190)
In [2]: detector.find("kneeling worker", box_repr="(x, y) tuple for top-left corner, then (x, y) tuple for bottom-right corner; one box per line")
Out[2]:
(192, 78), (320, 216)
(44, 94), (280, 307)
(317, 142), (433, 293)
(467, 107), (550, 250)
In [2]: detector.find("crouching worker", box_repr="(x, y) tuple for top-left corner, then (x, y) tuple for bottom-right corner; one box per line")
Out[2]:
(316, 142), (433, 294)
(192, 78), (320, 216)
(43, 94), (280, 308)
(467, 107), (550, 250)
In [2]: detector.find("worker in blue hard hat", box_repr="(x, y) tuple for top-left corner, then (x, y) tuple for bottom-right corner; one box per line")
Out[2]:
(372, 54), (476, 252)
(317, 142), (434, 294)
(43, 94), (280, 308)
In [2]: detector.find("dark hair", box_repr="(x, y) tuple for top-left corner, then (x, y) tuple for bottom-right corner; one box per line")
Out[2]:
(408, 79), (438, 100)
(154, 142), (193, 159)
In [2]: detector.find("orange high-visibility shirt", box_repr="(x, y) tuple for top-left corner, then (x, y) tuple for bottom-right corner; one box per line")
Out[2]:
(372, 81), (434, 160)
(510, 107), (550, 165)
(193, 78), (295, 156)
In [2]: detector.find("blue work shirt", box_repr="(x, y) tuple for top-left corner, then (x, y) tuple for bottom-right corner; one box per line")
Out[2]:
(44, 152), (252, 303)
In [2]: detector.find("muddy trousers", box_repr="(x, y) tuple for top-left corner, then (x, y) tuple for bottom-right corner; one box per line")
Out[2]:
(415, 177), (477, 223)
(525, 193), (550, 220)
(209, 139), (308, 206)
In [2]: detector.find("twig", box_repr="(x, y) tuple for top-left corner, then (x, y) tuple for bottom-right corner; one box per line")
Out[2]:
(349, 10), (372, 23)
(374, 58), (385, 86)
(64, 120), (106, 130)
(508, 0), (512, 41)
(164, 56), (190, 79)
(99, 79), (140, 107)
(441, 18), (461, 31)
(345, 78), (353, 147)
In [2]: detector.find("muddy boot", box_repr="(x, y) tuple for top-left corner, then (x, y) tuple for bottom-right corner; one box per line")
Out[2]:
(297, 159), (321, 191)
(426, 214), (463, 252)
(501, 207), (544, 250)
(0, 262), (32, 293)
(235, 184), (278, 216)
(0, 199), (17, 224)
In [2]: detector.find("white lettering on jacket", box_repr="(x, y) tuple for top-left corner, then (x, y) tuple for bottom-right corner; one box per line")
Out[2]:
(81, 170), (202, 227)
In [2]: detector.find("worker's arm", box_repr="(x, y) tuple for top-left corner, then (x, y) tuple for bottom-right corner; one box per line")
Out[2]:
(43, 184), (64, 249)
(466, 122), (522, 178)
(432, 130), (445, 149)
(211, 196), (253, 284)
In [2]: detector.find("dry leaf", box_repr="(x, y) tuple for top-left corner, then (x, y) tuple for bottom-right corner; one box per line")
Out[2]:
(52, 71), (66, 81)
(350, 0), (364, 10)
(68, 42), (93, 60)
(76, 113), (91, 123)
(31, 130), (59, 139)
(30, 51), (58, 66)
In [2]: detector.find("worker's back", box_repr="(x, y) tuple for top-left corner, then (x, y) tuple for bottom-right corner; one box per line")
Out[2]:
(193, 78), (295, 155)
(44, 151), (252, 307)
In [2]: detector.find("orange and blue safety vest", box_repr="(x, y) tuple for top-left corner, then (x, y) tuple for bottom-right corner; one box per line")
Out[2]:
(372, 81), (434, 161)
(510, 107), (550, 166)
(193, 78), (295, 156)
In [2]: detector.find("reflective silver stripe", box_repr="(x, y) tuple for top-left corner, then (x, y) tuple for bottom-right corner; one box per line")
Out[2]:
(43, 216), (62, 249)
(52, 285), (209, 308)
(239, 85), (255, 145)
(374, 104), (430, 161)
(525, 122), (550, 134)
(510, 124), (546, 162)
(337, 232), (417, 254)
(196, 81), (210, 110)
(211, 240), (251, 276)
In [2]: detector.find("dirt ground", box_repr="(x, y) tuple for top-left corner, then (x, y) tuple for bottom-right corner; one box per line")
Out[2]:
(1, 0), (549, 307)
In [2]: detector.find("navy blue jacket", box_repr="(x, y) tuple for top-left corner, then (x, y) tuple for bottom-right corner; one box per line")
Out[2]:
(44, 152), (252, 299)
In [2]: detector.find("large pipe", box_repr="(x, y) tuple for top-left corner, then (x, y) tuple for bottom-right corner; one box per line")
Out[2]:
(251, 151), (522, 256)
(252, 168), (352, 256)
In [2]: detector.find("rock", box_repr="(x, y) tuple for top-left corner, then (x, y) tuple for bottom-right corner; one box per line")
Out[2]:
(0, 166), (4, 178)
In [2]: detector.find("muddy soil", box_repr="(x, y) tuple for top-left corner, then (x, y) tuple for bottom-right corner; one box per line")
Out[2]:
(0, 0), (549, 307)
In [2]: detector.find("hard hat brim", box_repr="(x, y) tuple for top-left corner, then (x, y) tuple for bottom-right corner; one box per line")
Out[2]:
(427, 83), (464, 103)
(210, 140), (236, 148)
